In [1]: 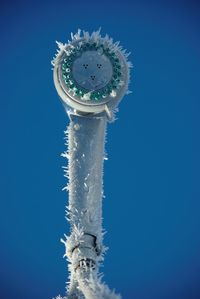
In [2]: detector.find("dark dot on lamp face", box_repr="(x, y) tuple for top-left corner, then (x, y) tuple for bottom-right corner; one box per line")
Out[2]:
(72, 51), (113, 91)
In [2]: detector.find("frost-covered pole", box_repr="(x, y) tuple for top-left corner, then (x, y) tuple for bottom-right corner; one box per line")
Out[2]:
(52, 29), (132, 299)
(63, 115), (107, 299)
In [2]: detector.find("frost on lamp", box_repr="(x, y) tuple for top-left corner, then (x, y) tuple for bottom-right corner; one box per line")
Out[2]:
(52, 29), (132, 299)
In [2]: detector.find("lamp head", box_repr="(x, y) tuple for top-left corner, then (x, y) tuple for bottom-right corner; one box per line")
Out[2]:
(52, 29), (132, 118)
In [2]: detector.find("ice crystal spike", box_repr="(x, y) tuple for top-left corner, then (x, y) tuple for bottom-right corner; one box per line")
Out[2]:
(52, 29), (132, 299)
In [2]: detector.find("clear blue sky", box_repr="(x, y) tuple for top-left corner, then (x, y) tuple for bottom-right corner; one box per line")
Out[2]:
(1, 1), (200, 298)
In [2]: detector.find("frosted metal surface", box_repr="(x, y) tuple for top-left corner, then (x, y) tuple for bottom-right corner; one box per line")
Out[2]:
(72, 51), (113, 91)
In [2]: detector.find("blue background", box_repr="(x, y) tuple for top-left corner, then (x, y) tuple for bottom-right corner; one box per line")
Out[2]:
(1, 0), (200, 298)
